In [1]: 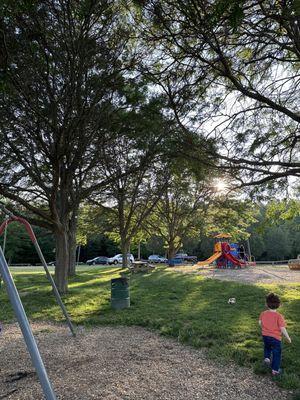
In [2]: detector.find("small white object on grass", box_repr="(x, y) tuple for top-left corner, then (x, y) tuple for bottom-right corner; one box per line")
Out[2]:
(228, 298), (236, 304)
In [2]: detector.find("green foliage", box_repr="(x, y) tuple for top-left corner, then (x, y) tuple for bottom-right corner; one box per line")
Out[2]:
(145, 235), (165, 255)
(1, 266), (299, 390)
(143, 170), (211, 256)
(84, 234), (119, 259)
(203, 198), (258, 240)
(212, 0), (245, 30)
(266, 200), (300, 223)
(76, 204), (111, 246)
(292, 0), (300, 15)
(264, 226), (292, 260)
(136, 0), (300, 186)
(76, 204), (121, 258)
(237, 48), (253, 61)
(1, 223), (54, 264)
(249, 201), (300, 261)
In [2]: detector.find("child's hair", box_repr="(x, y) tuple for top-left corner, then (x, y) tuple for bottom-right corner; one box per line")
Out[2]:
(266, 293), (280, 309)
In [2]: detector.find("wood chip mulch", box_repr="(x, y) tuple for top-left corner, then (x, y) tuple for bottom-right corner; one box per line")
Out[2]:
(0, 322), (291, 399)
(173, 264), (300, 284)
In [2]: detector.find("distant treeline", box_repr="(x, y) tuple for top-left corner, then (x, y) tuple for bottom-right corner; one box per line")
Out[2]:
(1, 204), (299, 264)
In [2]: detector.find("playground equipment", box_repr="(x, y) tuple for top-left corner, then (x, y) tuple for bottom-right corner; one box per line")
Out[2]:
(288, 258), (300, 270)
(197, 233), (255, 268)
(0, 202), (76, 400)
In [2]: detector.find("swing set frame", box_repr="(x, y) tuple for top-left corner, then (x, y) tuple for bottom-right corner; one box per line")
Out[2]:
(0, 202), (75, 400)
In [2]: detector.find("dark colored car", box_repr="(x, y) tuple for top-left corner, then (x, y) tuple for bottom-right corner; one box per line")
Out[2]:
(86, 256), (108, 265)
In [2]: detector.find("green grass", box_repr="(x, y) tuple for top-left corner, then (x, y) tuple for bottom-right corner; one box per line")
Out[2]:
(1, 266), (300, 390)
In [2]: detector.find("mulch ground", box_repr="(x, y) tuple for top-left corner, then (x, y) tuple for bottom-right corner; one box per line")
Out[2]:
(0, 322), (291, 400)
(172, 264), (300, 284)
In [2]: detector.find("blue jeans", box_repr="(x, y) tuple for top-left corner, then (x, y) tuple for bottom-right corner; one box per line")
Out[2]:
(263, 336), (282, 372)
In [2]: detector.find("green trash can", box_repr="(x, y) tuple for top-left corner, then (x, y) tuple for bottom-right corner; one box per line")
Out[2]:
(111, 277), (130, 310)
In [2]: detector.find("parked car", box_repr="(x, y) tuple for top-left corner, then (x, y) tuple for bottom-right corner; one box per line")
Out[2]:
(107, 254), (134, 265)
(86, 256), (108, 265)
(148, 255), (168, 263)
(175, 253), (197, 263)
(175, 253), (188, 258)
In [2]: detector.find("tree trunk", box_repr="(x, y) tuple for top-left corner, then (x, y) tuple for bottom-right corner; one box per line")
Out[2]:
(121, 240), (129, 269)
(54, 228), (69, 294)
(67, 210), (78, 277)
(167, 240), (177, 259)
(52, 184), (79, 288)
(68, 225), (77, 277)
(167, 241), (176, 267)
(167, 240), (182, 267)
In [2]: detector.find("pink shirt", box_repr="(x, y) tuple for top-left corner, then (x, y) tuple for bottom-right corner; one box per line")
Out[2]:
(259, 310), (286, 341)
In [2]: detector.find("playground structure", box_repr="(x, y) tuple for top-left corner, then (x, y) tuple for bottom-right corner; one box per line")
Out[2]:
(0, 202), (75, 400)
(288, 258), (300, 270)
(197, 233), (255, 268)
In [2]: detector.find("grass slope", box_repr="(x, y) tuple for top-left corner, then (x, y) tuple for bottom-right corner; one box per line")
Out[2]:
(0, 266), (299, 390)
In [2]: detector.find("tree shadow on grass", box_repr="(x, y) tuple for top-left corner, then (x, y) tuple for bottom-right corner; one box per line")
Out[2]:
(1, 268), (299, 390)
(71, 269), (300, 389)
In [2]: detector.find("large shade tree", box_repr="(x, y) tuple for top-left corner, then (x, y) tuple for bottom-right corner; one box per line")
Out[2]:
(91, 97), (176, 267)
(143, 168), (215, 263)
(0, 0), (141, 292)
(133, 0), (300, 187)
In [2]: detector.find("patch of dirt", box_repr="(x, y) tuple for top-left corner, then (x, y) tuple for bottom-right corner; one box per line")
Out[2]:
(172, 264), (300, 284)
(0, 322), (291, 399)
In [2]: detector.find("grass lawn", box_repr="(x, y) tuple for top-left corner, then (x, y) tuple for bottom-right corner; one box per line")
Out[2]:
(0, 265), (299, 391)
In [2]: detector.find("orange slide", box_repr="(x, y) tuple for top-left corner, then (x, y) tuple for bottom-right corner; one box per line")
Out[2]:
(197, 241), (223, 266)
(197, 252), (222, 266)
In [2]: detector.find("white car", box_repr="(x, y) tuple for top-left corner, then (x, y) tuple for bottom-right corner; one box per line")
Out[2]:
(107, 253), (134, 265)
(148, 255), (167, 263)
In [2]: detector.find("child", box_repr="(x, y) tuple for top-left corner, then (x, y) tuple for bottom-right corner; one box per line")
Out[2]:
(259, 293), (291, 376)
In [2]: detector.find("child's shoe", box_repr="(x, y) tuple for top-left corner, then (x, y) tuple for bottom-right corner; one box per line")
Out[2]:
(271, 369), (282, 380)
(263, 358), (271, 367)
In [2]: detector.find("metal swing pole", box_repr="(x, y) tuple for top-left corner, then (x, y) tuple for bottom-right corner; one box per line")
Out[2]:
(2, 218), (8, 256)
(0, 218), (8, 288)
(0, 203), (75, 337)
(0, 246), (57, 400)
(33, 238), (76, 336)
